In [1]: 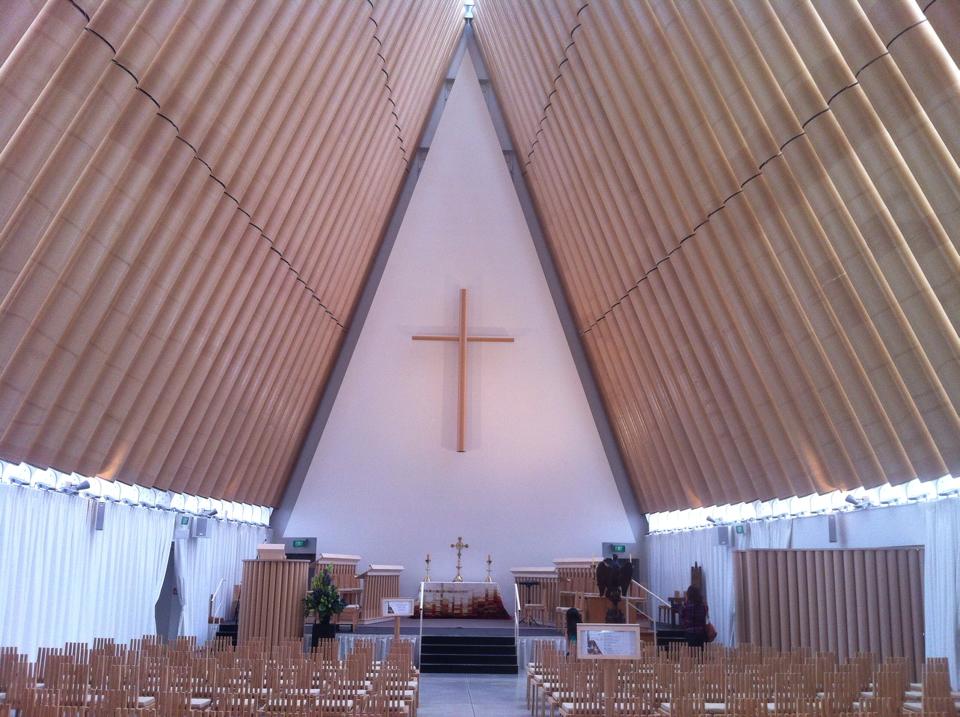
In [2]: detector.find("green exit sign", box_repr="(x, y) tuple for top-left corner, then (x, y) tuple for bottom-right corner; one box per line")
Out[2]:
(180, 516), (190, 526)
(735, 524), (745, 534)
(611, 544), (627, 553)
(291, 539), (308, 549)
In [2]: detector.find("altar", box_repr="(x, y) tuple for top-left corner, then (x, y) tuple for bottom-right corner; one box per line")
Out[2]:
(417, 582), (510, 619)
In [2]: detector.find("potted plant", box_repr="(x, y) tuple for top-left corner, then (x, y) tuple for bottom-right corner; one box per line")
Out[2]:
(304, 564), (347, 647)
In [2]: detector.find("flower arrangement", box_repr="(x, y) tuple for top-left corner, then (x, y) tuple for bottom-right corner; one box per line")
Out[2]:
(303, 564), (347, 624)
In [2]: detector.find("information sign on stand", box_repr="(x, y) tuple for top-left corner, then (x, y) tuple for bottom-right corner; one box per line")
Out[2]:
(381, 598), (415, 638)
(576, 623), (642, 659)
(576, 623), (642, 717)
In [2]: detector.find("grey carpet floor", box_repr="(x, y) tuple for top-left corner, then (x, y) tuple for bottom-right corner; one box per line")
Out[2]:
(416, 673), (530, 717)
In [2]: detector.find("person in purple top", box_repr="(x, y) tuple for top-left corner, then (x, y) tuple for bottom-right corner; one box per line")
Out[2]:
(679, 584), (708, 648)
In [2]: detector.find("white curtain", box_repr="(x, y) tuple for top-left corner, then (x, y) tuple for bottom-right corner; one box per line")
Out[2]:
(174, 520), (269, 643)
(741, 520), (793, 550)
(924, 497), (960, 688)
(0, 485), (173, 658)
(645, 528), (736, 645)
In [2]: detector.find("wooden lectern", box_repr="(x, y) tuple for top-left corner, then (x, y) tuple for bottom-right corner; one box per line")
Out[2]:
(359, 565), (404, 623)
(511, 567), (559, 627)
(318, 553), (362, 630)
(238, 559), (310, 647)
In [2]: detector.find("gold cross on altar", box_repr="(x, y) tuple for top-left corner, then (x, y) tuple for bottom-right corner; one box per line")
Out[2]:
(450, 536), (470, 583)
(412, 288), (514, 452)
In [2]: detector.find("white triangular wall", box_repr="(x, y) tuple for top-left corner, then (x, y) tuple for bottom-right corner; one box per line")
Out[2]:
(285, 53), (633, 598)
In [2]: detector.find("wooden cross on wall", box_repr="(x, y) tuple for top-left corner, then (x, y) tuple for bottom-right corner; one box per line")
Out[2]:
(412, 289), (514, 452)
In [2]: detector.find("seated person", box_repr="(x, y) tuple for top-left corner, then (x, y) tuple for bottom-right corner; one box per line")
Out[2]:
(679, 584), (708, 647)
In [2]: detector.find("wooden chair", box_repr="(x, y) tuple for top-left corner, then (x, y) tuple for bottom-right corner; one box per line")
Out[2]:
(27, 686), (61, 709)
(310, 638), (339, 662)
(668, 695), (708, 717)
(771, 666), (812, 713)
(529, 643), (566, 716)
(156, 687), (194, 716)
(319, 677), (358, 715)
(362, 688), (411, 717)
(0, 660), (35, 710)
(726, 696), (767, 716)
(557, 667), (603, 716)
(52, 661), (88, 708)
(540, 655), (580, 717)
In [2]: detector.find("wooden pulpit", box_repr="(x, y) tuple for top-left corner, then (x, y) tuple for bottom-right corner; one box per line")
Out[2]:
(359, 564), (404, 623)
(237, 559), (310, 647)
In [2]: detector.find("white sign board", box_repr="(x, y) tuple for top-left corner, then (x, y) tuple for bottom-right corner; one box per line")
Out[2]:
(381, 598), (415, 617)
(576, 623), (642, 660)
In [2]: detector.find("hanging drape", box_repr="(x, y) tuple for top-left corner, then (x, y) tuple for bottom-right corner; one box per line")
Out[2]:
(924, 497), (960, 687)
(645, 528), (736, 645)
(0, 484), (173, 658)
(174, 520), (270, 643)
(742, 519), (795, 551)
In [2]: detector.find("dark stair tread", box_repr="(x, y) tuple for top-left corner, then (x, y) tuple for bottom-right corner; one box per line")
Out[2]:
(420, 645), (517, 655)
(421, 637), (515, 645)
(422, 658), (516, 665)
(420, 664), (518, 674)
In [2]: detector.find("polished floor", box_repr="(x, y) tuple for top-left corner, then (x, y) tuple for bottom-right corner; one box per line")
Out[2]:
(417, 673), (529, 717)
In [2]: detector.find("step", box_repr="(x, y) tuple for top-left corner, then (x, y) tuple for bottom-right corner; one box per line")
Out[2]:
(421, 643), (516, 655)
(421, 636), (515, 646)
(420, 663), (518, 674)
(421, 653), (516, 665)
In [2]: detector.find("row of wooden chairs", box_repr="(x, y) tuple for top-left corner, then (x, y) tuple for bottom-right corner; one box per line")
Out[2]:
(525, 642), (958, 717)
(0, 636), (419, 716)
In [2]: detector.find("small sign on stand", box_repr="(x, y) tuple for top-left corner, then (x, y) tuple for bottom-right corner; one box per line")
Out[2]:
(576, 623), (642, 717)
(381, 598), (415, 639)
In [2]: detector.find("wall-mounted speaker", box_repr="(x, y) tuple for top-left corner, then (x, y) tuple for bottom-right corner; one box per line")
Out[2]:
(94, 502), (106, 531)
(717, 525), (730, 545)
(828, 513), (838, 543)
(191, 516), (209, 538)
